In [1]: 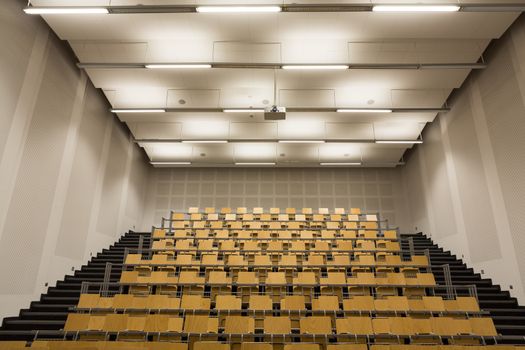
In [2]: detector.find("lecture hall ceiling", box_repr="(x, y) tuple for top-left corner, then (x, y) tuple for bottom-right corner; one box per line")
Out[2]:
(29, 0), (523, 167)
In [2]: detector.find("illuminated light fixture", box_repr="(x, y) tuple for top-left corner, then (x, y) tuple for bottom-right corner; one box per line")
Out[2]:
(196, 6), (281, 13)
(320, 162), (362, 166)
(111, 109), (165, 113)
(223, 109), (265, 113)
(337, 109), (392, 113)
(181, 140), (228, 144)
(282, 65), (349, 70)
(145, 64), (211, 69)
(24, 7), (109, 14)
(278, 140), (326, 144)
(235, 162), (276, 166)
(372, 5), (460, 12)
(375, 140), (423, 144)
(150, 162), (191, 165)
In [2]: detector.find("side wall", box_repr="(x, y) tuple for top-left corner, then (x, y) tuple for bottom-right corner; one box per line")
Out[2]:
(143, 167), (410, 232)
(0, 0), (151, 319)
(401, 14), (525, 303)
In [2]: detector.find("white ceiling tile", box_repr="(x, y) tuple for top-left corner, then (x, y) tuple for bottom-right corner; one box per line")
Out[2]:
(230, 122), (277, 140)
(191, 144), (234, 164)
(143, 143), (192, 162)
(319, 143), (362, 163)
(167, 89), (220, 108)
(391, 89), (448, 108)
(277, 144), (319, 163)
(213, 42), (281, 63)
(128, 122), (182, 140)
(277, 121), (325, 139)
(279, 89), (336, 108)
(181, 121), (230, 139)
(374, 122), (426, 140)
(233, 143), (277, 162)
(325, 123), (374, 140)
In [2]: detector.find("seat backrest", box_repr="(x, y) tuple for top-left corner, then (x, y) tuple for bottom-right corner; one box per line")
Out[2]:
(265, 271), (286, 284)
(77, 294), (100, 309)
(456, 296), (480, 312)
(335, 317), (373, 334)
(193, 342), (229, 350)
(240, 344), (273, 350)
(112, 294), (134, 309)
(312, 296), (339, 311)
(64, 314), (90, 331)
(127, 315), (146, 331)
(236, 271), (258, 284)
(224, 316), (255, 334)
(299, 316), (333, 334)
(215, 295), (242, 310)
(208, 271), (231, 284)
(342, 296), (375, 311)
(470, 317), (497, 336)
(249, 295), (273, 311)
(181, 295), (210, 310)
(327, 345), (368, 350)
(184, 315), (218, 333)
(168, 317), (184, 332)
(284, 345), (320, 350)
(103, 314), (128, 332)
(263, 316), (292, 334)
(254, 254), (272, 266)
(281, 295), (306, 311)
(144, 314), (170, 332)
(294, 271), (317, 284)
(372, 317), (391, 335)
(146, 295), (169, 309)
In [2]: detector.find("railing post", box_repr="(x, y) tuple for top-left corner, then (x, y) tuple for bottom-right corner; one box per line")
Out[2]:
(443, 264), (454, 299)
(408, 236), (415, 257)
(102, 262), (112, 297)
(138, 235), (144, 255)
(469, 284), (479, 303)
(80, 281), (88, 295)
(424, 248), (431, 273)
(123, 247), (129, 265)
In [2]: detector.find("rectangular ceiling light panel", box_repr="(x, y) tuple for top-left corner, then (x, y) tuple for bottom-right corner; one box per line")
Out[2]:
(24, 7), (109, 14)
(145, 64), (212, 69)
(375, 140), (423, 144)
(320, 162), (362, 166)
(372, 5), (460, 12)
(196, 6), (281, 13)
(111, 109), (165, 113)
(223, 109), (265, 113)
(282, 65), (349, 70)
(337, 109), (392, 113)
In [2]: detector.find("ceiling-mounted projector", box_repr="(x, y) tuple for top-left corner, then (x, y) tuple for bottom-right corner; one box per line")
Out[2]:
(264, 106), (286, 120)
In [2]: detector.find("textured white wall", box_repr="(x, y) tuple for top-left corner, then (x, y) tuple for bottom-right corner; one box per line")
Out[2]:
(401, 14), (525, 303)
(143, 167), (411, 232)
(0, 0), (150, 320)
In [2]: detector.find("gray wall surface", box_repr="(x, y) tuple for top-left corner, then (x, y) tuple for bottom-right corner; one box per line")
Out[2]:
(143, 167), (411, 232)
(0, 0), (150, 319)
(401, 14), (525, 303)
